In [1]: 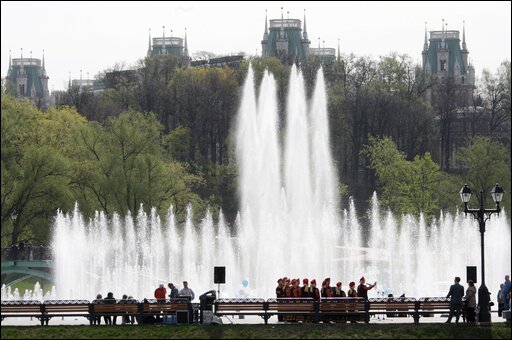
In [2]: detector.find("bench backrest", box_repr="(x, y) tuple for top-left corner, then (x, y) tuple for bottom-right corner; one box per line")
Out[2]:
(92, 303), (139, 314)
(42, 300), (90, 314)
(267, 298), (315, 312)
(368, 298), (417, 311)
(215, 298), (266, 313)
(320, 298), (366, 312)
(419, 297), (451, 310)
(1, 300), (41, 315)
(142, 303), (190, 313)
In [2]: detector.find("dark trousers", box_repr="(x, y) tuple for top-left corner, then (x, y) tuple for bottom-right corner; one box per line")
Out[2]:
(466, 307), (476, 322)
(498, 302), (504, 317)
(447, 303), (462, 323)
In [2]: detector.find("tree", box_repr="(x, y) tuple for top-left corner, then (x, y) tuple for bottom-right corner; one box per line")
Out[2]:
(70, 110), (203, 220)
(456, 137), (511, 212)
(1, 95), (85, 246)
(364, 136), (440, 217)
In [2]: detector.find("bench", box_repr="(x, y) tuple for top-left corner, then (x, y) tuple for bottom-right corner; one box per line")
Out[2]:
(41, 300), (90, 325)
(267, 298), (316, 323)
(419, 297), (452, 317)
(142, 299), (193, 324)
(214, 298), (267, 322)
(320, 298), (368, 323)
(1, 300), (42, 323)
(368, 298), (419, 323)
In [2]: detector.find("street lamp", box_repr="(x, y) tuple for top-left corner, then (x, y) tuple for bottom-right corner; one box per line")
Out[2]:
(459, 183), (504, 322)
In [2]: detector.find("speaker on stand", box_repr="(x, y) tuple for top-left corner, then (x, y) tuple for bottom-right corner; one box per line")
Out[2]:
(467, 266), (477, 283)
(214, 266), (226, 297)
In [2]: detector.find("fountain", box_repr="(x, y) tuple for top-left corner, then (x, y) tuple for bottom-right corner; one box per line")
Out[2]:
(48, 66), (510, 301)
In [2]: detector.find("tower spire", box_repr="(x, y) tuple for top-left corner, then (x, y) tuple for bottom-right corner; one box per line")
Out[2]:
(147, 28), (152, 56)
(68, 71), (71, 89)
(337, 38), (340, 60)
(162, 26), (166, 55)
(303, 9), (308, 40)
(462, 20), (467, 50)
(20, 48), (24, 74)
(42, 49), (47, 77)
(184, 27), (189, 57)
(280, 7), (284, 38)
(441, 19), (446, 48)
(423, 22), (428, 51)
(9, 49), (11, 69)
(318, 37), (320, 50)
(263, 9), (268, 40)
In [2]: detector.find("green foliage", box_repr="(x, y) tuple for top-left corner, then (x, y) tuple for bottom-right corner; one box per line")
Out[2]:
(71, 111), (203, 220)
(1, 94), (207, 246)
(1, 95), (81, 246)
(456, 137), (511, 212)
(364, 136), (440, 218)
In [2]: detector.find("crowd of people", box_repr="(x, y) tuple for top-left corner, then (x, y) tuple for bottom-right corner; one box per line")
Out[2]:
(89, 281), (195, 325)
(275, 276), (377, 300)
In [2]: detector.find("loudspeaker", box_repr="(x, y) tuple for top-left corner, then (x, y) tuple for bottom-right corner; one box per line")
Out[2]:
(214, 266), (225, 284)
(176, 311), (189, 324)
(467, 266), (477, 283)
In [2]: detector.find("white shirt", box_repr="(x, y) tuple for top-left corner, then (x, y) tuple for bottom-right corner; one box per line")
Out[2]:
(179, 287), (195, 300)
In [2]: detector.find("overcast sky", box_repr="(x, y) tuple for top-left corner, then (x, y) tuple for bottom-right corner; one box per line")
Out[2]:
(2, 1), (511, 91)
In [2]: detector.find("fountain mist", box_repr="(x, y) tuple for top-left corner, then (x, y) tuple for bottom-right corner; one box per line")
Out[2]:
(48, 66), (510, 301)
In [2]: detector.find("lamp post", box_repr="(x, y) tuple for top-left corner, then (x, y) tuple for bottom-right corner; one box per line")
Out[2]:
(459, 183), (504, 322)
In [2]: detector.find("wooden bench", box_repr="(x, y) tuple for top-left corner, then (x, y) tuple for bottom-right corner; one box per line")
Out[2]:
(419, 297), (451, 316)
(320, 298), (368, 323)
(90, 300), (140, 325)
(141, 299), (191, 315)
(368, 298), (419, 323)
(214, 298), (266, 317)
(267, 298), (316, 323)
(1, 300), (42, 323)
(142, 299), (193, 324)
(40, 300), (90, 325)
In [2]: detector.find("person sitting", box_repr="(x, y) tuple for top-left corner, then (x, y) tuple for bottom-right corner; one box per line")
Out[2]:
(91, 294), (103, 325)
(103, 292), (117, 325)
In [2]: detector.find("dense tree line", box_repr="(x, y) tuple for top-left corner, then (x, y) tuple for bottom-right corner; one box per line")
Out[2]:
(2, 54), (510, 247)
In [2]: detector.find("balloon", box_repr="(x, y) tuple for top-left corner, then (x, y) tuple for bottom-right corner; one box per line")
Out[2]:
(242, 279), (249, 288)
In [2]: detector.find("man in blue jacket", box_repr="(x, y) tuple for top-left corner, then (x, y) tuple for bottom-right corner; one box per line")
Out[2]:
(446, 276), (465, 323)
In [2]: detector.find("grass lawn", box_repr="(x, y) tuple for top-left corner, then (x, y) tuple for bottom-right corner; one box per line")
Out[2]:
(1, 323), (510, 339)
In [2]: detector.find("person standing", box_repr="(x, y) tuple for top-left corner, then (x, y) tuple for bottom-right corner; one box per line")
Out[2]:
(357, 277), (376, 300)
(310, 279), (320, 301)
(301, 279), (311, 298)
(497, 283), (504, 317)
(347, 282), (358, 297)
(168, 283), (179, 299)
(333, 282), (347, 297)
(179, 281), (195, 301)
(502, 275), (511, 311)
(464, 280), (477, 322)
(445, 276), (465, 323)
(154, 283), (167, 303)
